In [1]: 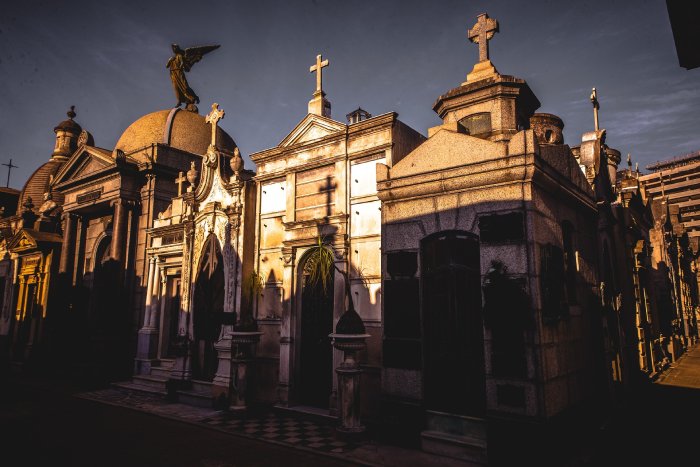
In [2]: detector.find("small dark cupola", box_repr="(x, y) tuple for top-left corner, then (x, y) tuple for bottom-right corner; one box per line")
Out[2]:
(52, 106), (82, 160)
(346, 107), (372, 124)
(530, 113), (564, 145)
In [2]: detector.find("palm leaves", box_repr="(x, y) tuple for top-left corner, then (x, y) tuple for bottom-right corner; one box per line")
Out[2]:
(304, 235), (336, 293)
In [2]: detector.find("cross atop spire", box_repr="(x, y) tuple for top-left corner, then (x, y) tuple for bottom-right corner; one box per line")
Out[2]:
(590, 88), (600, 131)
(468, 13), (499, 63)
(309, 54), (330, 95)
(205, 103), (225, 147)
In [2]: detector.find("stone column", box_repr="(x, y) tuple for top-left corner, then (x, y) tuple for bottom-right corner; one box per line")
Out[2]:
(148, 258), (165, 329)
(277, 248), (295, 405)
(59, 212), (77, 275)
(135, 256), (158, 374)
(110, 199), (128, 264)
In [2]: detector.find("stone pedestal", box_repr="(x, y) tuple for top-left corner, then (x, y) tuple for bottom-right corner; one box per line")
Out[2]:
(134, 327), (159, 374)
(212, 330), (263, 411)
(330, 333), (369, 436)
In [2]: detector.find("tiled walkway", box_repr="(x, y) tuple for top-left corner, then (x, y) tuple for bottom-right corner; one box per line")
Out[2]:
(78, 388), (470, 466)
(78, 389), (359, 455)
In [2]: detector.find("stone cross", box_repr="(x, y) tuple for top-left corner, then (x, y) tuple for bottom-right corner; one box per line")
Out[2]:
(205, 103), (225, 147)
(175, 171), (187, 196)
(468, 13), (499, 62)
(309, 54), (329, 94)
(590, 88), (600, 131)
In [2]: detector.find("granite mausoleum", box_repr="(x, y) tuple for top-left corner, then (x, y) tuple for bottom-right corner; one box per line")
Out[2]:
(1, 12), (697, 465)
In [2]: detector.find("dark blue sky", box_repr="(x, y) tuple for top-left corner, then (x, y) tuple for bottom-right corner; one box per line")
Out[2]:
(1, 0), (698, 189)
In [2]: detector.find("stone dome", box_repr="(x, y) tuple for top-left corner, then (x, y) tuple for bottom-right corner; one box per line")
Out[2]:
(17, 160), (65, 216)
(114, 108), (236, 158)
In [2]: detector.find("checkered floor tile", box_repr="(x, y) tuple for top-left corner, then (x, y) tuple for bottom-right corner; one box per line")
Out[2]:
(78, 388), (359, 455)
(200, 412), (359, 453)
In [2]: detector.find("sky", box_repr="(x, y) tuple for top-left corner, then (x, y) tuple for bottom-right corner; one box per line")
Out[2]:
(1, 0), (698, 189)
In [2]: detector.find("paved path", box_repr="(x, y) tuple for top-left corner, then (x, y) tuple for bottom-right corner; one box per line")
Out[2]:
(586, 344), (700, 466)
(77, 387), (469, 467)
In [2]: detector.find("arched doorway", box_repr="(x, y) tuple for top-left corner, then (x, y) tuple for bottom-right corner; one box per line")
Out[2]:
(298, 253), (334, 408)
(192, 234), (224, 381)
(421, 231), (485, 416)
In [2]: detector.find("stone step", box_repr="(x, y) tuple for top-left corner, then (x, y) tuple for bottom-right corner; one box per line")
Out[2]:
(132, 374), (168, 391)
(421, 430), (488, 465)
(176, 388), (213, 408)
(190, 379), (213, 393)
(111, 381), (167, 398)
(149, 366), (172, 379)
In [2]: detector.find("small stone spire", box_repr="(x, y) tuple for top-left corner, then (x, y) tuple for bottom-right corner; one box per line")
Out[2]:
(308, 54), (331, 117)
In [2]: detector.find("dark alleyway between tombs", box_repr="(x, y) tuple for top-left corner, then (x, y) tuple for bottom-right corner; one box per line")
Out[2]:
(3, 345), (700, 467)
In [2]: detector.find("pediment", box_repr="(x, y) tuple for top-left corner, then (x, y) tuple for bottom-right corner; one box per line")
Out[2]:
(9, 230), (37, 252)
(390, 129), (507, 179)
(53, 146), (115, 186)
(279, 114), (346, 147)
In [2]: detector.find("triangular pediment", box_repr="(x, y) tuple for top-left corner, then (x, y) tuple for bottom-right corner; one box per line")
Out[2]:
(53, 146), (115, 186)
(8, 230), (37, 252)
(279, 114), (346, 147)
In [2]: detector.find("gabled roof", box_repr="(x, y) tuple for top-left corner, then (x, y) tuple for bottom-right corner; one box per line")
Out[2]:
(277, 113), (346, 148)
(52, 145), (118, 187)
(389, 128), (507, 179)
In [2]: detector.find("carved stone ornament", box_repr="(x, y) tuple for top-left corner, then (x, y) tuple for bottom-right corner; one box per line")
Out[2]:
(77, 129), (94, 147)
(187, 161), (199, 191)
(230, 147), (244, 174)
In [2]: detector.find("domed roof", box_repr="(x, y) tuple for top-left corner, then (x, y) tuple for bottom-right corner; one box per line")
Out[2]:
(17, 159), (65, 216)
(114, 108), (236, 158)
(54, 106), (82, 134)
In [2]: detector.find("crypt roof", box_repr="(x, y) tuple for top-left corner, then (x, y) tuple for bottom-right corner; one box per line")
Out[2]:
(17, 159), (65, 216)
(114, 108), (236, 161)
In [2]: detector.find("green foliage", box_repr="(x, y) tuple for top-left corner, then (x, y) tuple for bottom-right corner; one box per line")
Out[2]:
(305, 236), (335, 292)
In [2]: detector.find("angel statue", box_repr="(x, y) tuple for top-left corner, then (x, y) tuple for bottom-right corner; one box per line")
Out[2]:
(167, 43), (220, 112)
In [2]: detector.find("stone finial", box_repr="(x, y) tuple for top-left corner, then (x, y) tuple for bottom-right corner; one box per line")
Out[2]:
(175, 171), (187, 196)
(464, 13), (500, 83)
(230, 147), (244, 177)
(590, 88), (600, 131)
(308, 54), (331, 117)
(309, 54), (329, 95)
(205, 103), (225, 148)
(468, 13), (499, 63)
(186, 161), (198, 192)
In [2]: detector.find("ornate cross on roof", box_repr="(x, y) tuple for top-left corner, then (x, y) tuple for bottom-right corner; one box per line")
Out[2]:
(309, 54), (329, 94)
(590, 88), (600, 131)
(175, 171), (187, 196)
(468, 13), (499, 62)
(205, 103), (225, 147)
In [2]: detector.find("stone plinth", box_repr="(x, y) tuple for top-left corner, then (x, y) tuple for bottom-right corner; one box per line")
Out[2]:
(330, 332), (369, 436)
(212, 330), (263, 411)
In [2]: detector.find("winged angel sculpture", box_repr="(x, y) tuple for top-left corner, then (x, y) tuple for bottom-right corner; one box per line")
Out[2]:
(167, 43), (220, 112)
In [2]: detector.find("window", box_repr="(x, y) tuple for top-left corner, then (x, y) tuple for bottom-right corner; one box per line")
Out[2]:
(562, 222), (578, 305)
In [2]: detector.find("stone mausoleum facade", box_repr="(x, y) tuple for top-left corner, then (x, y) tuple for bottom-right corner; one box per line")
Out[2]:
(1, 12), (697, 466)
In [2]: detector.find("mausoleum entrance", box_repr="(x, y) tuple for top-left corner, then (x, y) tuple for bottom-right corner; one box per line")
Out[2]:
(421, 231), (486, 416)
(192, 234), (224, 381)
(298, 255), (334, 408)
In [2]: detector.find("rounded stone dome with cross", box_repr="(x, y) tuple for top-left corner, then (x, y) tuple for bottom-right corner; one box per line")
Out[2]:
(113, 107), (237, 162)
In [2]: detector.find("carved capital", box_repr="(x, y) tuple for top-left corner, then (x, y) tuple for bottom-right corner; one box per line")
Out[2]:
(333, 246), (348, 261)
(281, 247), (295, 266)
